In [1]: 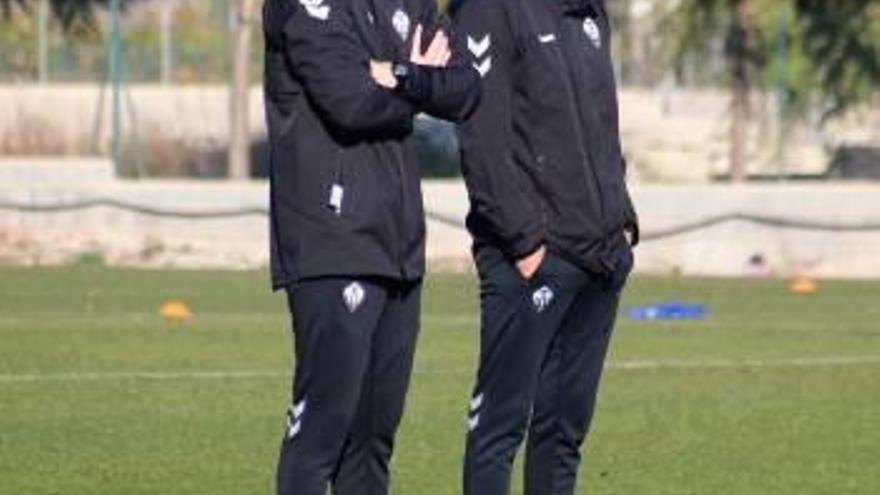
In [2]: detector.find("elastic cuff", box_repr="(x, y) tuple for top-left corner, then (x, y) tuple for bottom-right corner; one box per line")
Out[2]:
(394, 61), (431, 104)
(624, 203), (639, 247)
(507, 227), (545, 261)
(625, 222), (640, 247)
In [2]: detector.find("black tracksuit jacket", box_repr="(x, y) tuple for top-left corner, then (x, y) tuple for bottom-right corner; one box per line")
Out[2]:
(263, 0), (480, 290)
(450, 0), (639, 276)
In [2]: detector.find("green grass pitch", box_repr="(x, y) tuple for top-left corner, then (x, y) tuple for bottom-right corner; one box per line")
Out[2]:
(1, 266), (878, 494)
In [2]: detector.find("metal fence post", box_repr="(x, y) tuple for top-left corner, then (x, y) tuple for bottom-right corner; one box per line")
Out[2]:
(775, 11), (789, 178)
(37, 0), (49, 84)
(109, 0), (122, 177)
(160, 0), (174, 84)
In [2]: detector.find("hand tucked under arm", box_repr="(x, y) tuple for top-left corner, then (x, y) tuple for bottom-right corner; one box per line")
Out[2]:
(370, 26), (451, 90)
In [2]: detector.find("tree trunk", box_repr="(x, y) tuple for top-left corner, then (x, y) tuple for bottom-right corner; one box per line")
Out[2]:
(37, 0), (49, 84)
(628, 0), (651, 85)
(228, 0), (255, 180)
(728, 0), (751, 182)
(159, 0), (174, 85)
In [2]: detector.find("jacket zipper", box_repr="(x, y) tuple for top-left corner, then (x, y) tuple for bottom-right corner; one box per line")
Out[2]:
(373, 0), (409, 279)
(328, 149), (345, 215)
(392, 145), (408, 278)
(557, 17), (607, 240)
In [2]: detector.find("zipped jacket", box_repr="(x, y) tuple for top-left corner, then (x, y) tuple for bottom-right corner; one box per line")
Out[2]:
(264, 0), (480, 289)
(450, 0), (638, 275)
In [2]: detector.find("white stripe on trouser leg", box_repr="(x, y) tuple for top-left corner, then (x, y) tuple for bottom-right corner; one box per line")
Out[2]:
(468, 393), (483, 432)
(470, 393), (483, 412)
(292, 399), (306, 419)
(286, 399), (306, 440)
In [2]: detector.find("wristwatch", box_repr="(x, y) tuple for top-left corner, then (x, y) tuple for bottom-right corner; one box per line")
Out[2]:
(391, 62), (412, 92)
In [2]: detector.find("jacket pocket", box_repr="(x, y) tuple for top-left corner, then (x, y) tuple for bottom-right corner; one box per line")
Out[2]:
(610, 239), (634, 292)
(335, 145), (397, 229)
(515, 250), (555, 286)
(324, 149), (346, 216)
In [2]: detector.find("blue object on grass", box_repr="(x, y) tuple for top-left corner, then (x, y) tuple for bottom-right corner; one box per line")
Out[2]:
(625, 301), (708, 320)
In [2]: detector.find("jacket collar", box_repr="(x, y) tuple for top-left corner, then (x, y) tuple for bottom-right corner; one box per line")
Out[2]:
(556, 0), (600, 18)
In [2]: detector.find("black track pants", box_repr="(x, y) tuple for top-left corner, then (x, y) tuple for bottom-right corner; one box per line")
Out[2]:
(276, 277), (421, 495)
(463, 244), (632, 495)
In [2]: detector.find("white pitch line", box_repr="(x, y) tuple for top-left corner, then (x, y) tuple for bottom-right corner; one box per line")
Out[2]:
(605, 355), (880, 370)
(0, 369), (288, 383)
(0, 313), (474, 326)
(2, 313), (877, 336)
(1, 356), (879, 384)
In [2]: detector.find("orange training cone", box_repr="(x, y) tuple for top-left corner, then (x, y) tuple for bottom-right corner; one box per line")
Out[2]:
(788, 276), (819, 295)
(159, 299), (193, 321)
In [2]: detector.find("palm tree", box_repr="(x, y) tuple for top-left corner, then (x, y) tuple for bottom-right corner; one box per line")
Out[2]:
(1, 0), (139, 29)
(793, 0), (880, 122)
(666, 0), (878, 181)
(228, 0), (257, 180)
(667, 0), (763, 182)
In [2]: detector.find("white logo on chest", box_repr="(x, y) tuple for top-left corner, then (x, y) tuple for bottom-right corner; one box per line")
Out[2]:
(392, 9), (410, 41)
(532, 286), (555, 313)
(299, 0), (330, 21)
(582, 17), (601, 48)
(343, 282), (366, 313)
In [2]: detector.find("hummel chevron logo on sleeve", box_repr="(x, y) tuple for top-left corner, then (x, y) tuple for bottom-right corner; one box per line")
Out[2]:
(467, 34), (492, 77)
(473, 58), (492, 77)
(467, 35), (491, 58)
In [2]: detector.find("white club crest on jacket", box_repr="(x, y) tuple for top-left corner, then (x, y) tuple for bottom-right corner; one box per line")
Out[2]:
(392, 9), (411, 41)
(467, 34), (492, 77)
(299, 0), (330, 21)
(582, 17), (601, 48)
(342, 282), (366, 313)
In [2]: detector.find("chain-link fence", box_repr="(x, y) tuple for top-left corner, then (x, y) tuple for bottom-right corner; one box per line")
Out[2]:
(0, 0), (701, 86)
(0, 0), (263, 84)
(1, 0), (876, 181)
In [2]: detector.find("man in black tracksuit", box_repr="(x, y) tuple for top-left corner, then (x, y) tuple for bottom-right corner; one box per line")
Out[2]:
(450, 0), (638, 493)
(262, 0), (479, 493)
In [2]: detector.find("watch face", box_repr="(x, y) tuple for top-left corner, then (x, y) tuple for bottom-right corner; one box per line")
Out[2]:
(393, 63), (409, 78)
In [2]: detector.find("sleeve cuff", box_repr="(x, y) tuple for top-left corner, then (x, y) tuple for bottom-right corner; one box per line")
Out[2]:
(393, 61), (432, 104)
(505, 224), (545, 261)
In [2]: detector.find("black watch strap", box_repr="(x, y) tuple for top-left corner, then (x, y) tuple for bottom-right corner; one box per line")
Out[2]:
(391, 62), (411, 92)
(391, 61), (430, 103)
